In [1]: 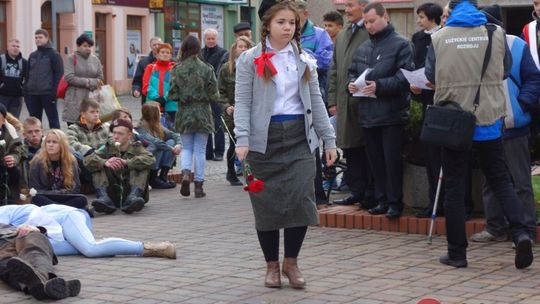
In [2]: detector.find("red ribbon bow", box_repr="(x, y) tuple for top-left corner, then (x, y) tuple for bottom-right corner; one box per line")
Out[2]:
(253, 52), (277, 77)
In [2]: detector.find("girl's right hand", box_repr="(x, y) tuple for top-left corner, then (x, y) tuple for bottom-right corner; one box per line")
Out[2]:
(235, 147), (249, 161)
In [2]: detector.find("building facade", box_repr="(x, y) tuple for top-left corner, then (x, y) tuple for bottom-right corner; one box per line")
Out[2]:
(329, 0), (535, 38)
(0, 0), (256, 95)
(160, 0), (256, 58)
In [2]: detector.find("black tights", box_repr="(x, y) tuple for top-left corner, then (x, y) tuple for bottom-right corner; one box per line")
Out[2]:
(256, 226), (308, 262)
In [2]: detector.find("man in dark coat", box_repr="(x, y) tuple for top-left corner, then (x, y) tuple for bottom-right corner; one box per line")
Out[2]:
(328, 0), (373, 208)
(202, 28), (227, 161)
(0, 220), (80, 300)
(348, 2), (414, 218)
(131, 36), (162, 105)
(24, 29), (63, 129)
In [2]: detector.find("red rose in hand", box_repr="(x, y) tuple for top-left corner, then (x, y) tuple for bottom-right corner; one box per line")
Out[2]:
(244, 179), (265, 193)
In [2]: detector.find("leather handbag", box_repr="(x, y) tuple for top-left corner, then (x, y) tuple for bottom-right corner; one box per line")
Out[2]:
(56, 54), (77, 99)
(420, 24), (495, 151)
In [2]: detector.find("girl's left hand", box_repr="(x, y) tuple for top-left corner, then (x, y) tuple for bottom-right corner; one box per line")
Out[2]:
(325, 148), (337, 167)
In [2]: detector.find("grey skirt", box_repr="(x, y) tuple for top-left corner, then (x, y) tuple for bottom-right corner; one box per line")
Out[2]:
(246, 118), (319, 231)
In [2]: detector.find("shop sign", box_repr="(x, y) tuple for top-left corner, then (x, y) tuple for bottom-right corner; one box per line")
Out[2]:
(150, 0), (164, 13)
(127, 30), (142, 78)
(92, 0), (149, 7)
(201, 4), (224, 47)
(190, 0), (247, 5)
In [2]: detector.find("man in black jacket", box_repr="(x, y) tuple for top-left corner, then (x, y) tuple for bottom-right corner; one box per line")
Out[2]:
(131, 36), (162, 105)
(348, 2), (414, 218)
(0, 38), (27, 118)
(24, 29), (63, 129)
(202, 28), (227, 161)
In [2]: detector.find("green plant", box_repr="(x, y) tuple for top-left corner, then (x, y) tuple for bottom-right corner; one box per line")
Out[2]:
(403, 100), (425, 165)
(405, 99), (423, 142)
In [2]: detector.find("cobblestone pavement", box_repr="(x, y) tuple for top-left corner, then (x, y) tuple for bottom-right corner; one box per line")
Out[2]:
(2, 97), (540, 303)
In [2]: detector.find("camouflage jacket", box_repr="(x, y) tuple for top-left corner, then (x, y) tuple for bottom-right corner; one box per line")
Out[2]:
(67, 122), (111, 156)
(168, 56), (218, 134)
(217, 62), (235, 132)
(83, 140), (155, 173)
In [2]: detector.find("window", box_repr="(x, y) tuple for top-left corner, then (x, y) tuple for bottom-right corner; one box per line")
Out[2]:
(164, 0), (201, 58)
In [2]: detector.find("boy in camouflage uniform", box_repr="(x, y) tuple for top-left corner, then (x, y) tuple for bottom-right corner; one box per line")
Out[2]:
(66, 99), (111, 183)
(84, 119), (155, 214)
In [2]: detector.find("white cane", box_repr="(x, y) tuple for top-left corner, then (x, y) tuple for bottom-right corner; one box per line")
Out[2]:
(427, 167), (443, 244)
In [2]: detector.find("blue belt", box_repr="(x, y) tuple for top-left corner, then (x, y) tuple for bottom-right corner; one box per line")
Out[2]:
(270, 114), (304, 122)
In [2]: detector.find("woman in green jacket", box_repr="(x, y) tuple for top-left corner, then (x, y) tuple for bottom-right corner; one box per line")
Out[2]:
(169, 36), (219, 198)
(218, 36), (253, 186)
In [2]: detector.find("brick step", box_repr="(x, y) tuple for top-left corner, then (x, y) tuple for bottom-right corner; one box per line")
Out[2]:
(318, 205), (540, 242)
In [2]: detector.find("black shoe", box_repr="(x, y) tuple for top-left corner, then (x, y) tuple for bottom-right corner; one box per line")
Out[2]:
(333, 196), (360, 206)
(159, 167), (176, 188)
(150, 176), (175, 189)
(28, 278), (81, 300)
(213, 155), (224, 161)
(515, 235), (534, 269)
(226, 174), (243, 186)
(7, 257), (80, 300)
(91, 187), (116, 214)
(7, 257), (46, 299)
(359, 199), (377, 210)
(160, 177), (177, 188)
(121, 187), (145, 214)
(386, 205), (402, 219)
(439, 255), (467, 268)
(368, 203), (388, 215)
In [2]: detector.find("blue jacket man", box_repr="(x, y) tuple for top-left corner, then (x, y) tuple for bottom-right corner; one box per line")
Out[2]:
(297, 1), (333, 104)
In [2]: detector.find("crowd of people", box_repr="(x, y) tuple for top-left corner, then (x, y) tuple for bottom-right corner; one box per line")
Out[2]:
(1, 0), (540, 299)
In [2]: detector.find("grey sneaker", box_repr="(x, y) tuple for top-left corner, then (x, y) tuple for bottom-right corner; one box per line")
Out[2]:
(470, 230), (507, 242)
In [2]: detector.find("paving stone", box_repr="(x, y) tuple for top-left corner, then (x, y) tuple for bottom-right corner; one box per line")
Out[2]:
(1, 94), (539, 303)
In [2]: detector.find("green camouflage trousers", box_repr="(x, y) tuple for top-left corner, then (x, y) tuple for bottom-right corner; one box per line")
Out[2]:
(91, 167), (149, 208)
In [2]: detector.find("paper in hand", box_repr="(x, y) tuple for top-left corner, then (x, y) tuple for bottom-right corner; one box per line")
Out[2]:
(352, 68), (376, 98)
(401, 68), (432, 90)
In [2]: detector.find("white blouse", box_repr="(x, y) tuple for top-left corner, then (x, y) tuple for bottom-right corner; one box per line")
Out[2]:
(266, 39), (304, 116)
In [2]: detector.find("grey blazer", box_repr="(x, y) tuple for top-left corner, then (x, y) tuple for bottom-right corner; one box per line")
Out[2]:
(234, 43), (336, 154)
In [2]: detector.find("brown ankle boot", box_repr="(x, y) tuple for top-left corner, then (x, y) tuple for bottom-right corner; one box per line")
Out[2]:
(264, 261), (281, 288)
(194, 181), (206, 198)
(142, 241), (177, 259)
(282, 257), (305, 288)
(180, 170), (191, 197)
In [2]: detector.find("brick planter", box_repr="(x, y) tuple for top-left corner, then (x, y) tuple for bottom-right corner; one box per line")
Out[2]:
(318, 205), (540, 242)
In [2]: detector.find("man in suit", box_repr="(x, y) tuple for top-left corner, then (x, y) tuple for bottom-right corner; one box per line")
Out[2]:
(328, 0), (373, 209)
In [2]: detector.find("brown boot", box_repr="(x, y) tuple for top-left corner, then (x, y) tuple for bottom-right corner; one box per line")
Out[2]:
(265, 261), (281, 288)
(194, 181), (206, 198)
(282, 257), (306, 288)
(180, 170), (191, 197)
(142, 241), (177, 259)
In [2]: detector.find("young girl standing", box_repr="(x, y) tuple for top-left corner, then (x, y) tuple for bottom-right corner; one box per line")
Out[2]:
(234, 1), (337, 289)
(218, 36), (254, 186)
